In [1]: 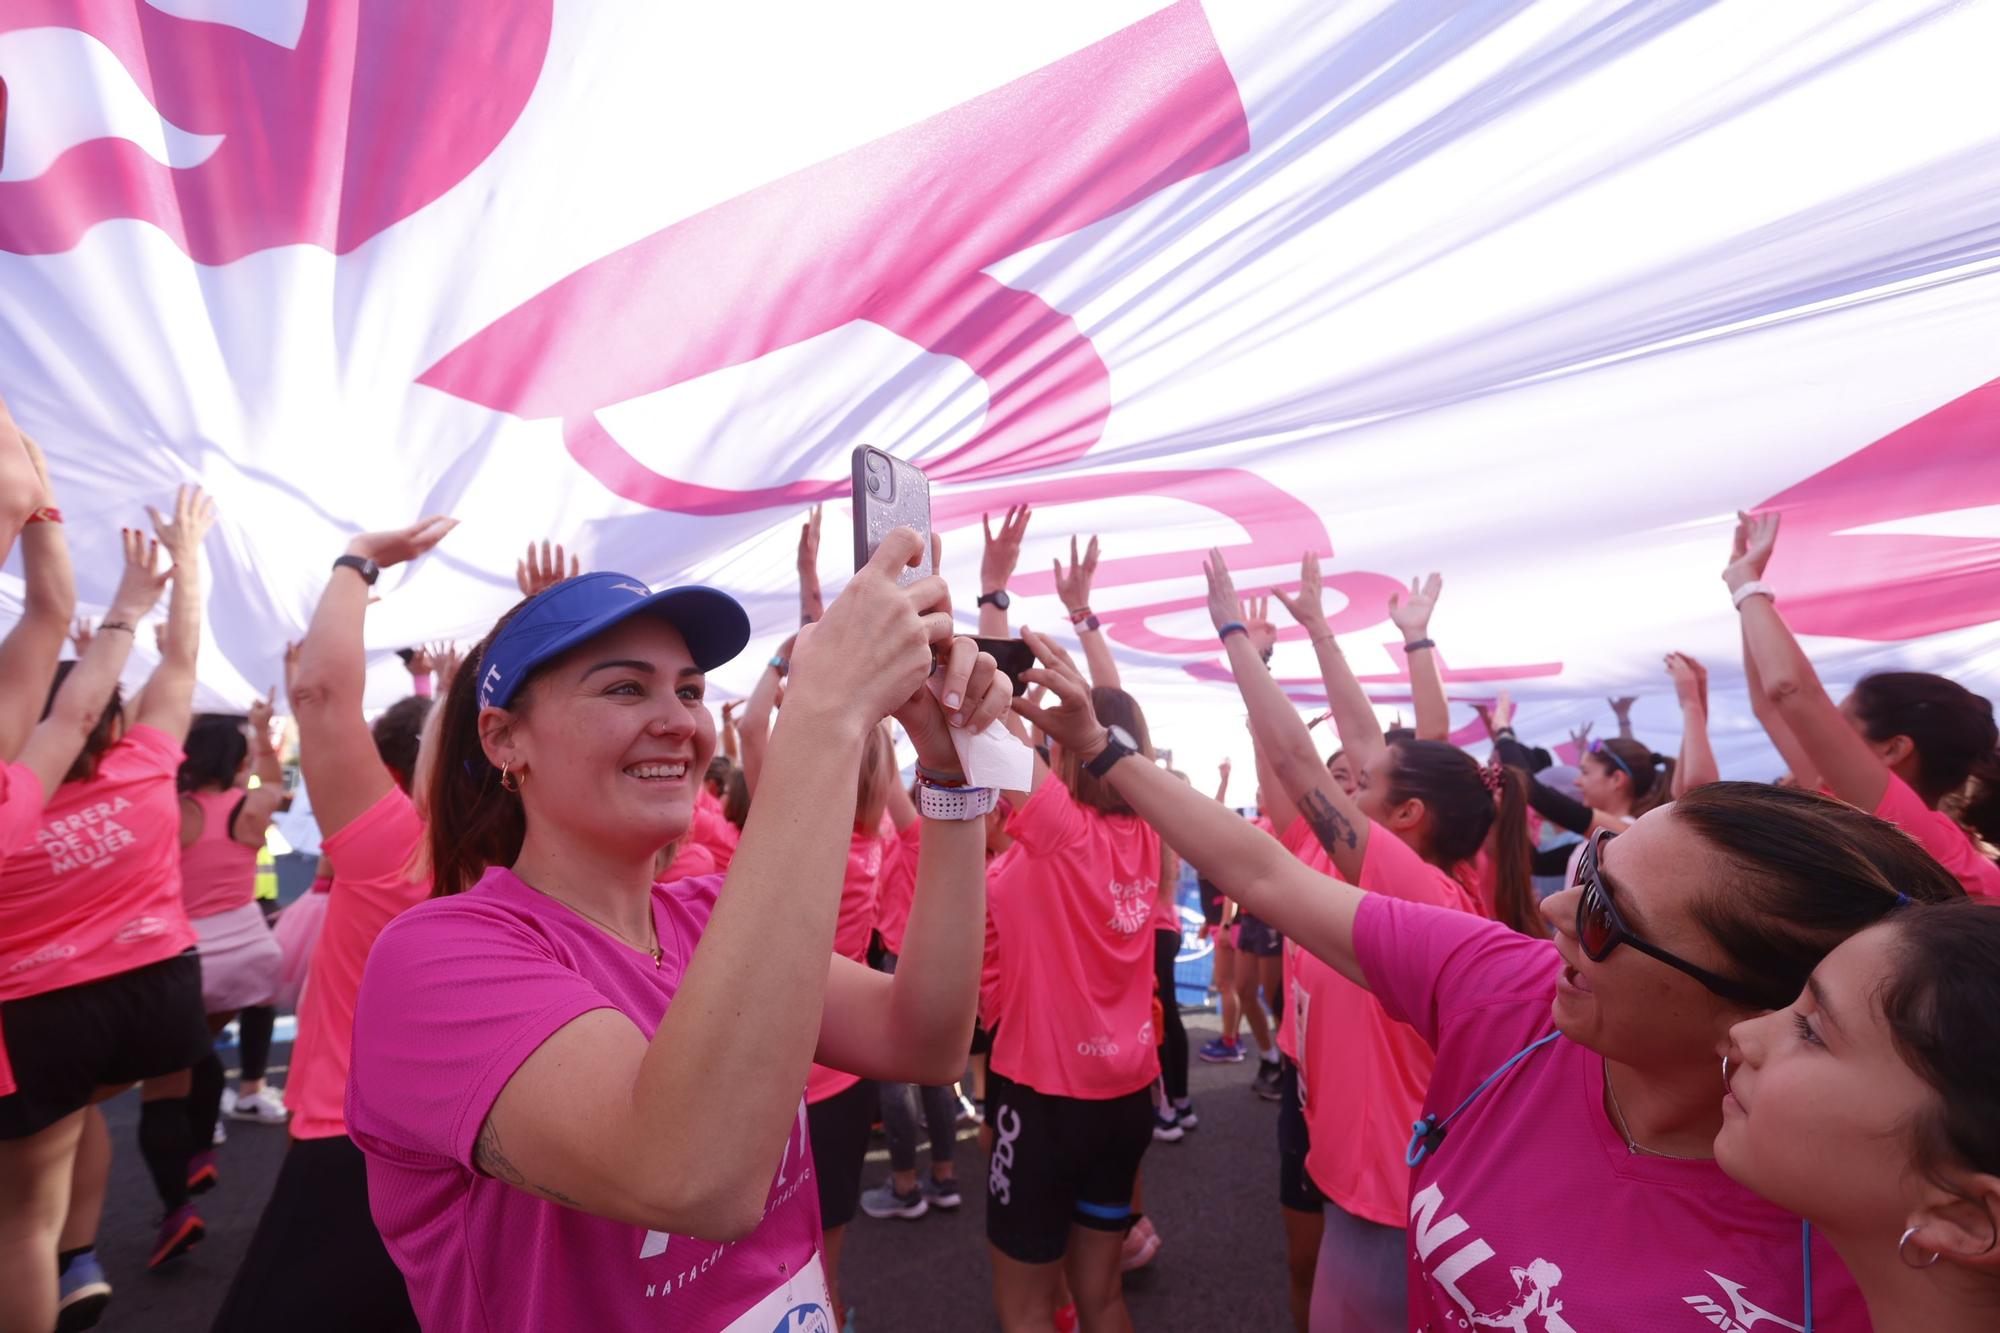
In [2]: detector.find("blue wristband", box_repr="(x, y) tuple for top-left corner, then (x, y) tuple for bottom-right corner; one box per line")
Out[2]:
(1217, 621), (1248, 643)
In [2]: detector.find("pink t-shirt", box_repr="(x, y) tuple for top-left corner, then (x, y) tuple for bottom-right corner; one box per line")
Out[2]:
(1355, 893), (1866, 1332)
(978, 843), (1021, 1032)
(661, 839), (717, 882)
(348, 868), (826, 1333)
(1875, 772), (2000, 899)
(179, 788), (260, 919)
(0, 726), (195, 999)
(288, 786), (428, 1141)
(806, 826), (888, 1105)
(0, 762), (50, 1096)
(1280, 816), (1477, 1227)
(688, 788), (739, 873)
(987, 775), (1162, 1100)
(872, 821), (923, 959)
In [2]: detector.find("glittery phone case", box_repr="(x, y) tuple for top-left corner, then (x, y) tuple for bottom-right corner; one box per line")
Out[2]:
(851, 445), (934, 587)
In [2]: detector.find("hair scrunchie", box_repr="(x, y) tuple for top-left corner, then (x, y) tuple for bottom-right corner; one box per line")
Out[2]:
(1480, 755), (1507, 796)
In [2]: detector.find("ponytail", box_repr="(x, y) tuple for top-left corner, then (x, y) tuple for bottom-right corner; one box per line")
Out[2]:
(1851, 671), (2000, 846)
(1956, 751), (2000, 852)
(1489, 766), (1545, 938)
(425, 599), (536, 897)
(1595, 737), (1671, 815)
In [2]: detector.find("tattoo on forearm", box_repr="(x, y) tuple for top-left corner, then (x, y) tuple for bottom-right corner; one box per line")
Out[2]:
(475, 1116), (583, 1208)
(1298, 789), (1359, 856)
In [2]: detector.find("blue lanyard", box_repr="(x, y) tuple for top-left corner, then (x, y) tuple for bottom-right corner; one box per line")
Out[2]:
(1405, 1031), (1559, 1167)
(1402, 1029), (1817, 1333)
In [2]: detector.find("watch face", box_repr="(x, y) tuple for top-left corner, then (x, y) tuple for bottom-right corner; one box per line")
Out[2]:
(981, 589), (1010, 610)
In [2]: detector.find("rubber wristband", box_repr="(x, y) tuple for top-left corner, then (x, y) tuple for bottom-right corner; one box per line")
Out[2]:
(916, 762), (968, 787)
(1402, 638), (1437, 653)
(412, 674), (435, 699)
(1731, 581), (1776, 610)
(1217, 622), (1248, 643)
(99, 621), (135, 635)
(26, 506), (60, 524)
(768, 655), (788, 674)
(1067, 606), (1093, 625)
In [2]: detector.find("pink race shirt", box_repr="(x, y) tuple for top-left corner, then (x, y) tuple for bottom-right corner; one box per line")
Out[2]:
(978, 843), (1022, 1031)
(806, 826), (889, 1105)
(1281, 816), (1477, 1227)
(872, 821), (923, 959)
(1354, 894), (1866, 1332)
(1874, 772), (2000, 899)
(987, 775), (1161, 1100)
(179, 788), (260, 919)
(0, 727), (196, 999)
(288, 786), (428, 1141)
(0, 762), (50, 1096)
(348, 868), (827, 1333)
(689, 788), (739, 873)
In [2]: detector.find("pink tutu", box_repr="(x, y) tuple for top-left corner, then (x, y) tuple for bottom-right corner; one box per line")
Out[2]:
(270, 887), (330, 1011)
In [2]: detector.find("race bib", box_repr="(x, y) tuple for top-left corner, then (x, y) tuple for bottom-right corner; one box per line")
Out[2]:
(721, 1251), (834, 1333)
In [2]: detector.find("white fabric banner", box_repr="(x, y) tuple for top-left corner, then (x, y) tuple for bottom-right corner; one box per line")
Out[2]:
(3, 0), (1997, 779)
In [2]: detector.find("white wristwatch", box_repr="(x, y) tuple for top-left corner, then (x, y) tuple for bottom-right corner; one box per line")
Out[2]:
(917, 782), (998, 822)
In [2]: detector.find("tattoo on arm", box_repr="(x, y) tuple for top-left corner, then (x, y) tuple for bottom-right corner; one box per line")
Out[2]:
(474, 1116), (584, 1209)
(1298, 789), (1359, 856)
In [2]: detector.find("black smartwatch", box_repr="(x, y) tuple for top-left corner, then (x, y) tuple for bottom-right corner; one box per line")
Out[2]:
(977, 589), (1011, 611)
(332, 554), (381, 587)
(1084, 733), (1136, 778)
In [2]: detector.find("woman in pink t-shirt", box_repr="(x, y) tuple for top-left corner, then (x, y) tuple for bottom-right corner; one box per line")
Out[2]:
(1018, 627), (1969, 1333)
(982, 680), (1162, 1332)
(1221, 553), (1535, 1330)
(1720, 899), (2000, 1333)
(1729, 510), (2000, 898)
(0, 500), (215, 1332)
(176, 706), (288, 1178)
(347, 527), (1009, 1333)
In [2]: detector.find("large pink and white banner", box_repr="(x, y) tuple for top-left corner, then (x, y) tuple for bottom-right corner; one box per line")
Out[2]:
(2, 0), (1997, 776)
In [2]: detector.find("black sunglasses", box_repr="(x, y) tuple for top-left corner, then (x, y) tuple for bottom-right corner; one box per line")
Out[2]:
(1573, 829), (1773, 1009)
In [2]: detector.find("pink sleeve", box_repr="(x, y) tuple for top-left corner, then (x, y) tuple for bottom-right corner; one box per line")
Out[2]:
(0, 763), (48, 849)
(1352, 893), (1561, 1048)
(1005, 773), (1087, 855)
(323, 787), (422, 882)
(347, 900), (623, 1169)
(101, 725), (186, 781)
(1873, 772), (2000, 897)
(1358, 821), (1479, 910)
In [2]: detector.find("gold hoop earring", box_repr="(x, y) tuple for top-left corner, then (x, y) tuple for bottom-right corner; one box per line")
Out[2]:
(1899, 1226), (1941, 1270)
(499, 763), (523, 793)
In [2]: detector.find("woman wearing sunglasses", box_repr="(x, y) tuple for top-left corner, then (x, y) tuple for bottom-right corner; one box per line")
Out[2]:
(1718, 898), (2000, 1333)
(1009, 627), (1963, 1333)
(1728, 510), (2000, 898)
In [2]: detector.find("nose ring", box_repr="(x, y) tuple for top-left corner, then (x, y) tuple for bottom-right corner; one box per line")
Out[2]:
(1721, 1054), (1732, 1088)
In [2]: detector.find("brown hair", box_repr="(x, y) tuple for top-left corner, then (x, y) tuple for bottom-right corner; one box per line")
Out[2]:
(1677, 782), (1963, 1011)
(42, 660), (124, 786)
(426, 599), (538, 897)
(1852, 671), (2000, 847)
(855, 723), (894, 833)
(372, 696), (435, 794)
(1384, 739), (1542, 938)
(1587, 736), (1674, 814)
(1055, 686), (1152, 816)
(1880, 900), (2000, 1204)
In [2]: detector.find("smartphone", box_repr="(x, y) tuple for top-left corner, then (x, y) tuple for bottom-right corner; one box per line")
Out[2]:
(972, 637), (1035, 697)
(851, 445), (933, 587)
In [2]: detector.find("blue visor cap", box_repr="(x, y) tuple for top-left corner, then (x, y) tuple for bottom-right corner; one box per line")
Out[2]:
(478, 572), (751, 711)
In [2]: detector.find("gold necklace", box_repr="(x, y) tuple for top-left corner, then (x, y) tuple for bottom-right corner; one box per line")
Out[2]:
(1602, 1058), (1701, 1160)
(526, 883), (661, 968)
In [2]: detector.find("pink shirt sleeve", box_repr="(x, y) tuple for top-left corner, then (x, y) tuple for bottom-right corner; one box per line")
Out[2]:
(1005, 772), (1088, 854)
(1873, 772), (2000, 899)
(349, 898), (629, 1169)
(0, 762), (48, 851)
(323, 786), (425, 885)
(1352, 893), (1561, 1049)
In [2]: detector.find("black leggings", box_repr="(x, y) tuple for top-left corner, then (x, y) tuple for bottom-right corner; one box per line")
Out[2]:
(1153, 929), (1188, 1102)
(237, 1005), (276, 1083)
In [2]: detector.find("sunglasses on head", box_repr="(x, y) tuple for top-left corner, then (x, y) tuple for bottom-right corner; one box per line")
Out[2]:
(1587, 739), (1635, 781)
(1572, 829), (1773, 1009)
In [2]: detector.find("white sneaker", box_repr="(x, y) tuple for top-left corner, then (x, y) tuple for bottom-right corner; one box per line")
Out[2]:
(219, 1087), (238, 1117)
(227, 1087), (290, 1124)
(212, 1118), (228, 1146)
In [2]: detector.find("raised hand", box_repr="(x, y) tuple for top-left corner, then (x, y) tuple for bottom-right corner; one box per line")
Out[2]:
(281, 640), (302, 698)
(69, 616), (94, 658)
(249, 686), (277, 743)
(1490, 690), (1516, 734)
(1218, 757), (1232, 783)
(788, 527), (952, 732)
(147, 484), (218, 569)
(516, 539), (580, 597)
(1387, 572), (1442, 638)
(797, 506), (824, 623)
(1664, 652), (1708, 709)
(1244, 593), (1277, 657)
(895, 635), (1012, 769)
(1011, 628), (1110, 758)
(1270, 551), (1332, 640)
(1201, 547), (1248, 634)
(1723, 509), (1781, 594)
(1052, 535), (1100, 613)
(1568, 720), (1593, 754)
(981, 504), (1032, 595)
(350, 515), (458, 571)
(106, 527), (170, 625)
(435, 642), (466, 692)
(406, 644), (437, 679)
(1607, 696), (1637, 718)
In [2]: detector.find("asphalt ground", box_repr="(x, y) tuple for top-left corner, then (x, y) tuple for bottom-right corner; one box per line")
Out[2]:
(89, 1009), (1295, 1331)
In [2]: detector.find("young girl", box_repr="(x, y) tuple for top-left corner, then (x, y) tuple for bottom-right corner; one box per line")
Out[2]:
(1014, 626), (1965, 1333)
(346, 529), (1009, 1332)
(1719, 899), (2000, 1332)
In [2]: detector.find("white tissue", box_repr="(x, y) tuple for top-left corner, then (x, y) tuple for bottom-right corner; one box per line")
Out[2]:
(947, 715), (1034, 791)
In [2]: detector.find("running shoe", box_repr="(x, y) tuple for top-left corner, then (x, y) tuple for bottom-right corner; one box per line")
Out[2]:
(858, 1181), (929, 1221)
(1172, 1101), (1199, 1131)
(186, 1149), (219, 1196)
(1252, 1058), (1284, 1102)
(56, 1250), (111, 1333)
(211, 1116), (227, 1146)
(923, 1175), (962, 1210)
(1151, 1107), (1184, 1143)
(1120, 1217), (1162, 1272)
(1196, 1036), (1245, 1063)
(227, 1086), (290, 1124)
(954, 1092), (981, 1126)
(148, 1203), (206, 1269)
